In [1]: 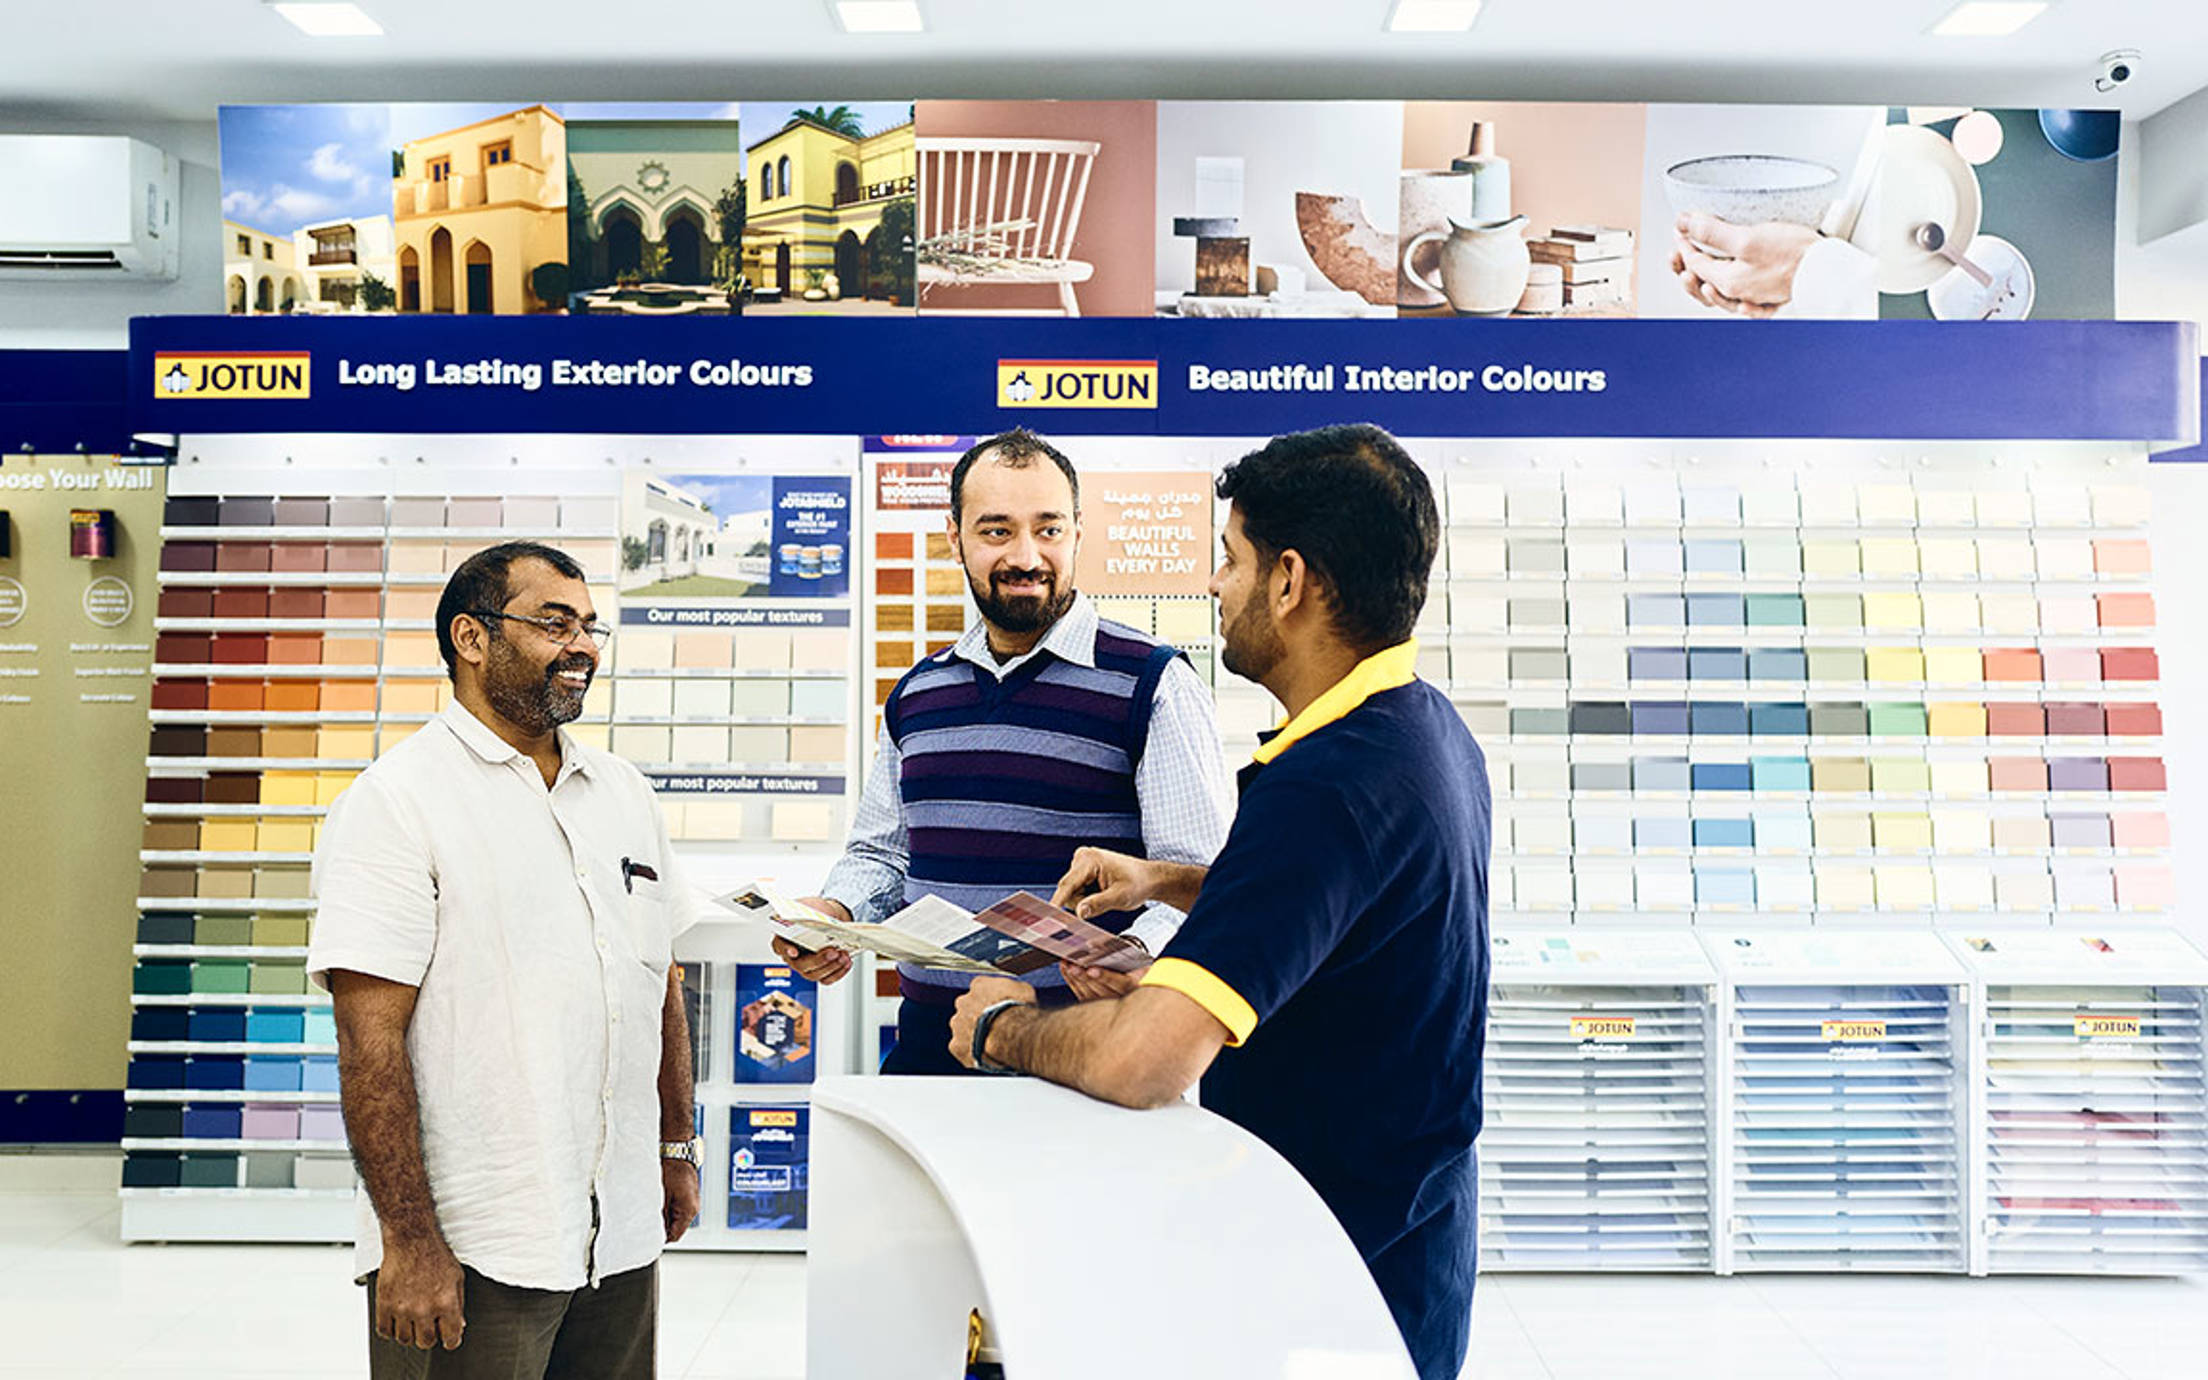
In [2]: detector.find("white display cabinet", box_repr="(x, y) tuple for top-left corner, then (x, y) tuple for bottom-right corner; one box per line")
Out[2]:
(1479, 929), (1720, 1271)
(1701, 930), (1972, 1274)
(1944, 927), (2208, 1276)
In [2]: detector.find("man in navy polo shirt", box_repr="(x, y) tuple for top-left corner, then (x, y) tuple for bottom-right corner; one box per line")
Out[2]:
(949, 424), (1490, 1380)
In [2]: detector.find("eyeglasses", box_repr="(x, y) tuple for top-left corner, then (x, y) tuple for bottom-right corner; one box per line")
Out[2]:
(469, 609), (615, 648)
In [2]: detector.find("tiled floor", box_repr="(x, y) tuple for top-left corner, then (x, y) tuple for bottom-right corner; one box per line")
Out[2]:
(5, 1153), (2206, 1379)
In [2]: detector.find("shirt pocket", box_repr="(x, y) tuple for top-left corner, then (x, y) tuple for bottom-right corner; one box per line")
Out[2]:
(627, 878), (674, 979)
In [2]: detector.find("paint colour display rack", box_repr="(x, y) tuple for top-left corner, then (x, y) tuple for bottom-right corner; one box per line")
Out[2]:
(1705, 930), (1973, 1274)
(1946, 929), (2208, 1275)
(1480, 930), (1720, 1271)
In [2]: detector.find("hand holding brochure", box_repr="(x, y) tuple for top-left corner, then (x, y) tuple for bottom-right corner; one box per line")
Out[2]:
(716, 882), (1149, 977)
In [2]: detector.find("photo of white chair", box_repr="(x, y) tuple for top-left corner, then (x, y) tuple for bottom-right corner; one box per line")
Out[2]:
(917, 136), (1101, 316)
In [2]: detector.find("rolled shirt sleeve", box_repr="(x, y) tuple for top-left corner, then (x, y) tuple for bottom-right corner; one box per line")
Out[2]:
(307, 775), (438, 992)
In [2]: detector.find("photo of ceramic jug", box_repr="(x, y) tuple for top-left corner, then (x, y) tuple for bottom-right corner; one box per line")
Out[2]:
(1397, 169), (1477, 308)
(1401, 214), (1531, 316)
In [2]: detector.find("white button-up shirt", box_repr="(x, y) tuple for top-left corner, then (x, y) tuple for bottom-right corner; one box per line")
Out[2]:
(308, 700), (701, 1290)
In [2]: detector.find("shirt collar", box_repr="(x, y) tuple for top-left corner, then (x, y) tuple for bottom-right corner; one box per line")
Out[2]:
(439, 698), (592, 779)
(950, 590), (1100, 673)
(1252, 639), (1420, 766)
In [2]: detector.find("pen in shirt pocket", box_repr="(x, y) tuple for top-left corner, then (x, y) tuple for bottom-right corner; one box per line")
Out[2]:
(620, 857), (658, 894)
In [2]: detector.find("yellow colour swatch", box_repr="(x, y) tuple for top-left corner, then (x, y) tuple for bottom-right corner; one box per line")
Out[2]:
(1871, 811), (1934, 850)
(1871, 757), (1932, 793)
(259, 819), (317, 854)
(1926, 702), (1988, 737)
(1801, 540), (1860, 576)
(1861, 592), (1923, 630)
(261, 771), (319, 806)
(199, 819), (259, 852)
(1865, 647), (1925, 683)
(1874, 863), (1937, 909)
(1815, 863), (1877, 909)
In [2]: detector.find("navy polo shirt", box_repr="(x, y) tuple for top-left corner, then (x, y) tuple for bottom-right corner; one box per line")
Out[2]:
(1141, 643), (1490, 1380)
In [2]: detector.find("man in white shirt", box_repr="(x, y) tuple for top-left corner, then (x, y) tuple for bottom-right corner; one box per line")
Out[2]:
(309, 542), (702, 1379)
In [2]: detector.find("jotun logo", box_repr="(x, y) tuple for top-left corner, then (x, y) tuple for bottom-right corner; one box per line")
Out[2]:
(996, 359), (1158, 409)
(155, 351), (311, 400)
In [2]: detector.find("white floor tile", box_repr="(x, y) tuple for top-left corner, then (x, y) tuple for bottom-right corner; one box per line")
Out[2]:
(5, 1178), (2207, 1380)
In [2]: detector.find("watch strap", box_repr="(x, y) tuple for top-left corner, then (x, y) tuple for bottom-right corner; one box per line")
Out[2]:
(971, 998), (1027, 1075)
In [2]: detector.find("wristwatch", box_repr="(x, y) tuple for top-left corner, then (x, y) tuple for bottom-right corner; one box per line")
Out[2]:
(660, 1137), (705, 1166)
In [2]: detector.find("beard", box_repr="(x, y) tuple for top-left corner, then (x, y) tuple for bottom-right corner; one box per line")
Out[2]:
(969, 564), (1075, 636)
(482, 637), (592, 735)
(1219, 593), (1285, 683)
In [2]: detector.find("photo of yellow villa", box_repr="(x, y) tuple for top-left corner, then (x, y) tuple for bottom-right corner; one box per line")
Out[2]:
(391, 104), (568, 314)
(739, 102), (915, 313)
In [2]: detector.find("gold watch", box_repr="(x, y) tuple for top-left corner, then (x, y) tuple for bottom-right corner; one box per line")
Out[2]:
(660, 1137), (704, 1166)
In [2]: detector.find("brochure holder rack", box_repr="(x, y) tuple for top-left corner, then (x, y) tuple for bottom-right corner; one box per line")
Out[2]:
(1481, 929), (1720, 1270)
(1944, 928), (2208, 1275)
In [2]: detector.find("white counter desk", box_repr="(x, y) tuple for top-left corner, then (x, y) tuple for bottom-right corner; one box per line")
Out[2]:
(809, 1075), (1414, 1379)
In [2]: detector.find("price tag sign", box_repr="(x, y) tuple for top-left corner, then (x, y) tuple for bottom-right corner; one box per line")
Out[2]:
(1822, 1020), (1887, 1042)
(1571, 1015), (1638, 1040)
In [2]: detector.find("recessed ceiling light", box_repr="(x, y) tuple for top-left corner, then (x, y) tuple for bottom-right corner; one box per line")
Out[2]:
(834, 0), (924, 33)
(1929, 2), (2049, 37)
(270, 2), (385, 37)
(1387, 0), (1483, 32)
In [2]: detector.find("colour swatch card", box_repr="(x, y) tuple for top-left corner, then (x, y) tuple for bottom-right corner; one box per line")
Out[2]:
(862, 437), (975, 732)
(1434, 445), (2167, 933)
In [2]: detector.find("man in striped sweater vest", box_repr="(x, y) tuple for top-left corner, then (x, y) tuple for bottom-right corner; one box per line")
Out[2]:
(772, 429), (1233, 1074)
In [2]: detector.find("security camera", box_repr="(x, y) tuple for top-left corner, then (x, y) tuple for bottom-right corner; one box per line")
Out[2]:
(2097, 49), (2141, 92)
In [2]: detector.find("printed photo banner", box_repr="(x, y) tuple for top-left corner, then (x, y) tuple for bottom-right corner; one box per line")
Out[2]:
(215, 98), (2118, 325)
(130, 314), (2201, 445)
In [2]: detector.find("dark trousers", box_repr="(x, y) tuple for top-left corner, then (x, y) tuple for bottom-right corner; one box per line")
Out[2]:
(366, 1261), (656, 1380)
(1365, 1192), (1478, 1380)
(879, 996), (972, 1076)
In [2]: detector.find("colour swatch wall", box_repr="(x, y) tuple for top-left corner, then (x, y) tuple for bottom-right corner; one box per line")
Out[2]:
(124, 439), (858, 1211)
(1428, 446), (2169, 930)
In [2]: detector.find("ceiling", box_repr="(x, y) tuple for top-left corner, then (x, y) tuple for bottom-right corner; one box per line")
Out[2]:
(4, 0), (2207, 125)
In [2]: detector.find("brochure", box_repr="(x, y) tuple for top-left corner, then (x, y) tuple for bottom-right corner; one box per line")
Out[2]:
(716, 882), (1148, 977)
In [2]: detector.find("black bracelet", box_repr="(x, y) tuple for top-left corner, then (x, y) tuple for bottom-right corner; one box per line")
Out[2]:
(970, 999), (1027, 1075)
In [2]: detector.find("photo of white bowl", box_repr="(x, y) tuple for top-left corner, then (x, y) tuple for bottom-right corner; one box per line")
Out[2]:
(1662, 155), (1840, 227)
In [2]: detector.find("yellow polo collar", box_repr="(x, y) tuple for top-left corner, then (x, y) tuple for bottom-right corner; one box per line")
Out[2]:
(1251, 639), (1419, 765)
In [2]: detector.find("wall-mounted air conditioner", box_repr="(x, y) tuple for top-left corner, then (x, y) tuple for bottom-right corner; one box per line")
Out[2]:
(0, 135), (178, 279)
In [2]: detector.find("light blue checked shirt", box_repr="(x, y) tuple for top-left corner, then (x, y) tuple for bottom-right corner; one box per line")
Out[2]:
(821, 593), (1234, 953)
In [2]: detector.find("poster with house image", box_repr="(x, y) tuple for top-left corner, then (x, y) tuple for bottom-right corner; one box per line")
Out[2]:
(563, 103), (746, 315)
(219, 103), (399, 315)
(620, 471), (851, 601)
(221, 101), (571, 315)
(737, 102), (916, 313)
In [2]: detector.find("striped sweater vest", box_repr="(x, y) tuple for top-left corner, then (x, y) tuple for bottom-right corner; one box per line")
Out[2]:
(884, 620), (1184, 1000)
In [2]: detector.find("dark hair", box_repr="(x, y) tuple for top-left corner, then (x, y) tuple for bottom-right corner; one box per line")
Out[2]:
(435, 541), (587, 679)
(1215, 424), (1438, 655)
(948, 428), (1079, 522)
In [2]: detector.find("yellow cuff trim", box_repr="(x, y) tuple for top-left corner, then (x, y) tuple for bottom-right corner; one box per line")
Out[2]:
(1141, 957), (1258, 1047)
